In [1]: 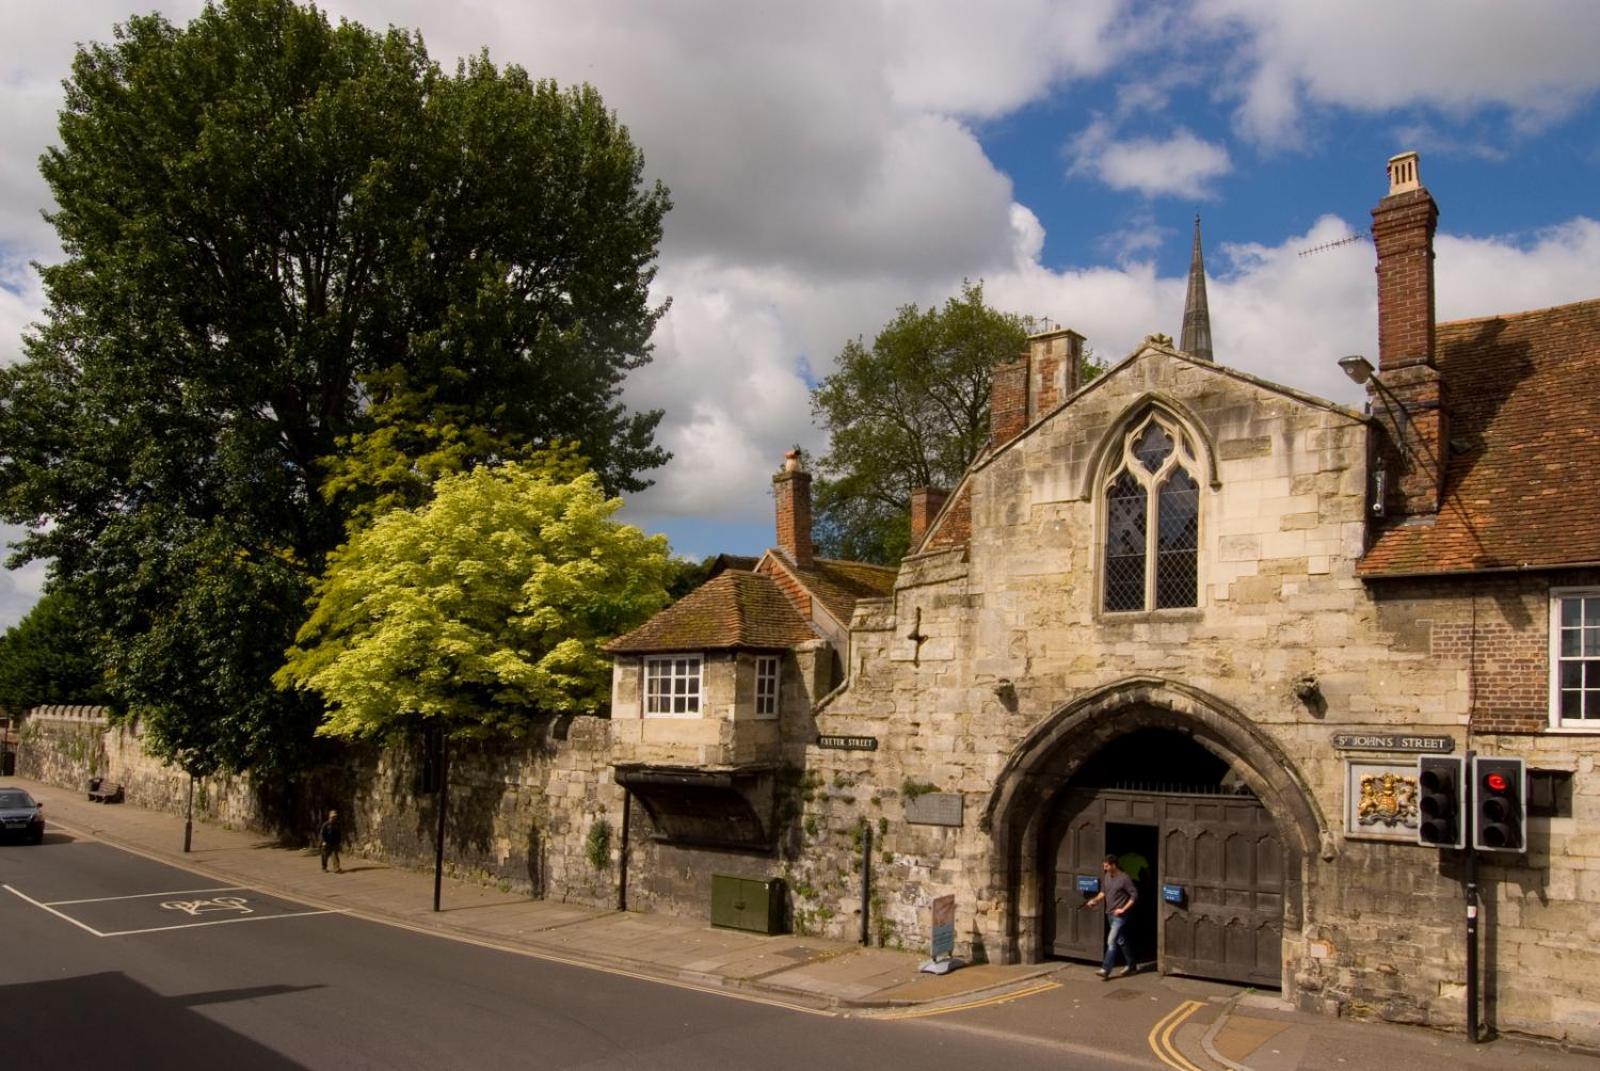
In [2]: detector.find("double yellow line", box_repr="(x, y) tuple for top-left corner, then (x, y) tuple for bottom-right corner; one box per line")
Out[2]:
(874, 980), (1061, 1020)
(1149, 999), (1208, 1071)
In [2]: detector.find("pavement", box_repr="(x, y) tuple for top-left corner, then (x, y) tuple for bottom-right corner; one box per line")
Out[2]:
(7, 776), (1599, 1071)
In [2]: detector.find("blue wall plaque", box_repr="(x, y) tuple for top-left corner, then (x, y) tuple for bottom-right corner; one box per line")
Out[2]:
(1162, 883), (1185, 905)
(1076, 875), (1100, 895)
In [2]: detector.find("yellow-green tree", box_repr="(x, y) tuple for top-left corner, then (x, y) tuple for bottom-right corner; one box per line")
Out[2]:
(278, 453), (672, 741)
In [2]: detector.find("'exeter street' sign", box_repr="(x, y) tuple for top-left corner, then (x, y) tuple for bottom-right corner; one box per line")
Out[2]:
(817, 735), (878, 751)
(1332, 732), (1454, 754)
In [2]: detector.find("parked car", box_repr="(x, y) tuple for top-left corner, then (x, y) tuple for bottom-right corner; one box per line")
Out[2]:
(0, 787), (45, 844)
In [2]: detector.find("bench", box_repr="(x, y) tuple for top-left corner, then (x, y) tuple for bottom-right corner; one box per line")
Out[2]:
(87, 778), (124, 804)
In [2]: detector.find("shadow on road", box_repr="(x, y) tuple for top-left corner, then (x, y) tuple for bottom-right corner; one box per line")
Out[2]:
(1, 972), (306, 1069)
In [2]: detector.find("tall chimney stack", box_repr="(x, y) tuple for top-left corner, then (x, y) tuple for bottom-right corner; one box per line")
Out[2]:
(989, 324), (1085, 445)
(773, 450), (814, 568)
(1370, 151), (1446, 515)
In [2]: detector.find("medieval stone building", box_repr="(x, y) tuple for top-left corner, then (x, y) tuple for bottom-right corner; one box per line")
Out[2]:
(605, 152), (1600, 1044)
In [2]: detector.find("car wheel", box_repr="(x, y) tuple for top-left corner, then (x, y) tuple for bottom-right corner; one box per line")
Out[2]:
(29, 828), (43, 845)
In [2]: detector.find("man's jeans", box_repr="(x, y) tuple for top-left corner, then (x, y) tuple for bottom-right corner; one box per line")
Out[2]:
(1103, 913), (1132, 973)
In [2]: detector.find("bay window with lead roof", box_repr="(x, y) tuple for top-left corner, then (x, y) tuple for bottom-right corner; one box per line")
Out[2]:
(1103, 412), (1201, 613)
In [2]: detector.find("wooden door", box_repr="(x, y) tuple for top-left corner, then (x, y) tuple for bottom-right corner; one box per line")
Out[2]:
(1047, 792), (1105, 960)
(1158, 794), (1283, 987)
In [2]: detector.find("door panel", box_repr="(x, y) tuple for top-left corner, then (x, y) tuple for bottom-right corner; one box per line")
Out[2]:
(1047, 793), (1105, 960)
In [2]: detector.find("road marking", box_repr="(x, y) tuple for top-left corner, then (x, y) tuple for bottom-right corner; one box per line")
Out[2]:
(97, 909), (336, 937)
(874, 980), (1061, 1020)
(3, 883), (109, 937)
(1148, 1000), (1208, 1071)
(48, 886), (245, 906)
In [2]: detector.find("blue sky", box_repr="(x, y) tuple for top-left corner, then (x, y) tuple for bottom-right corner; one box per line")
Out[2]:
(3, 1), (1600, 625)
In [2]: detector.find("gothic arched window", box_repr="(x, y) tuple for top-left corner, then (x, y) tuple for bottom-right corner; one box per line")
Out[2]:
(1102, 414), (1200, 612)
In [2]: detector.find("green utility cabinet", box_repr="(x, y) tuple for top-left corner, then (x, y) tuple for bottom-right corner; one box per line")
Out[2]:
(710, 874), (785, 935)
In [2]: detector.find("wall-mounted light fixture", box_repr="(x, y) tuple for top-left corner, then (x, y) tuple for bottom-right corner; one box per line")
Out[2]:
(1338, 354), (1440, 518)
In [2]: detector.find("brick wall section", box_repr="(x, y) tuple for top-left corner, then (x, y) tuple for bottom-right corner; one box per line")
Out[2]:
(772, 468), (814, 568)
(910, 487), (950, 546)
(924, 484), (971, 549)
(1028, 329), (1083, 415)
(989, 356), (1029, 444)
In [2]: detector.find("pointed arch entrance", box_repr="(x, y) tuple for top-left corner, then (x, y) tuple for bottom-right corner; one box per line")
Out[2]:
(984, 677), (1327, 989)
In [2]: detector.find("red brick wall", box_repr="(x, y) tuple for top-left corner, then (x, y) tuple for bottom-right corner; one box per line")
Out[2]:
(910, 487), (950, 547)
(990, 357), (1029, 444)
(925, 485), (971, 549)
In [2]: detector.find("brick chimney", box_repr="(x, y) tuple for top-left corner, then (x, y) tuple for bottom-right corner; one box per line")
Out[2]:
(909, 486), (950, 547)
(990, 325), (1085, 445)
(1370, 151), (1446, 515)
(773, 450), (814, 568)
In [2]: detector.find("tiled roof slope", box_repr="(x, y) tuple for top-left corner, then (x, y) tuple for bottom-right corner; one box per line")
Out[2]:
(783, 557), (897, 624)
(1360, 297), (1600, 576)
(605, 571), (818, 653)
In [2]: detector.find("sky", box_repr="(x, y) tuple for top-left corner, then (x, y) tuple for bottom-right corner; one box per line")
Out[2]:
(2, 0), (1599, 629)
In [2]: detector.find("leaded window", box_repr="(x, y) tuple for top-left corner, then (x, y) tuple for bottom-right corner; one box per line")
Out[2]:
(1102, 414), (1201, 612)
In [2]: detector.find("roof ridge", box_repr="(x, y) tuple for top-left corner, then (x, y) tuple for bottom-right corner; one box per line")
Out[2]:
(1439, 295), (1600, 330)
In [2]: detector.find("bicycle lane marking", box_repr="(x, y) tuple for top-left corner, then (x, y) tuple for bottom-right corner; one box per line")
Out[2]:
(5, 882), (340, 937)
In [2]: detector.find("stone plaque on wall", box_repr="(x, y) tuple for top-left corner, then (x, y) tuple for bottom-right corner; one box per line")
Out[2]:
(905, 792), (963, 827)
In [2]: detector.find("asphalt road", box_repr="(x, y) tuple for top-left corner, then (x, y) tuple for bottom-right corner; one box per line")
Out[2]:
(1, 829), (1150, 1070)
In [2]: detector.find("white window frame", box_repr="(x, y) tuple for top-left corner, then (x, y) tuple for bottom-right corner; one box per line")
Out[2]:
(754, 655), (781, 719)
(644, 655), (703, 718)
(1550, 588), (1600, 731)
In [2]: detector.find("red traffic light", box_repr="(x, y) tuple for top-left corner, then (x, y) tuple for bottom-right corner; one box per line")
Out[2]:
(1485, 773), (1509, 793)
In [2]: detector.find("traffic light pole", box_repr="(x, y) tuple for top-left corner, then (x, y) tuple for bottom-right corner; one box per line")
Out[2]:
(1464, 748), (1479, 1043)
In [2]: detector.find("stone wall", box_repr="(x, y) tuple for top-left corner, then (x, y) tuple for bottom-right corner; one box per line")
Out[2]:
(16, 709), (624, 908)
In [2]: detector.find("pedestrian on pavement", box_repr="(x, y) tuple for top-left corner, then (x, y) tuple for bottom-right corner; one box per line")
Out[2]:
(319, 809), (344, 873)
(1081, 853), (1137, 979)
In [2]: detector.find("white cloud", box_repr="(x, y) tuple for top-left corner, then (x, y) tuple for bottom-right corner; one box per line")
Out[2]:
(1198, 0), (1600, 144)
(1069, 122), (1232, 199)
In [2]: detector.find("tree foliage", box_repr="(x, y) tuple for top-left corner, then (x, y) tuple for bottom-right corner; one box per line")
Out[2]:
(0, 0), (671, 773)
(810, 282), (1026, 563)
(0, 590), (109, 714)
(278, 454), (673, 741)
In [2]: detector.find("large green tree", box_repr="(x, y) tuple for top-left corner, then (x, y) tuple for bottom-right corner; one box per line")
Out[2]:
(0, 590), (109, 714)
(0, 0), (670, 775)
(810, 282), (1027, 563)
(277, 453), (673, 741)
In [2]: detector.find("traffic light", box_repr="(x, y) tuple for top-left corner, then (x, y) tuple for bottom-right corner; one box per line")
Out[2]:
(1416, 756), (1465, 848)
(1473, 756), (1526, 852)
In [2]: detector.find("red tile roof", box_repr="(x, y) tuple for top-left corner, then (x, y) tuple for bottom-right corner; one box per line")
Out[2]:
(1359, 297), (1600, 576)
(604, 571), (818, 653)
(776, 556), (897, 624)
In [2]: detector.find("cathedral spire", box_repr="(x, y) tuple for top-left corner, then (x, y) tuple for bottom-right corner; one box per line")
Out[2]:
(1180, 215), (1214, 362)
